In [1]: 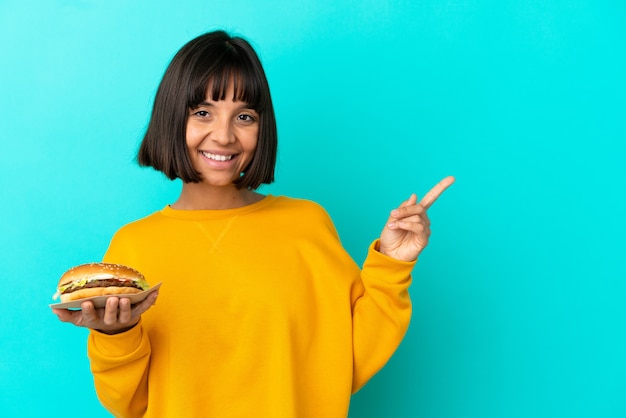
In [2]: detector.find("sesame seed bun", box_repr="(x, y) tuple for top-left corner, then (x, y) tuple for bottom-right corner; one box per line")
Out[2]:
(56, 263), (149, 303)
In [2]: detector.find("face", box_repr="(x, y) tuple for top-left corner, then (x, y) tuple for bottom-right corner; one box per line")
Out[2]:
(186, 82), (259, 187)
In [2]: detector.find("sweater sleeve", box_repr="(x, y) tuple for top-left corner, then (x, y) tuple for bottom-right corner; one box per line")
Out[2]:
(87, 320), (151, 418)
(351, 239), (415, 393)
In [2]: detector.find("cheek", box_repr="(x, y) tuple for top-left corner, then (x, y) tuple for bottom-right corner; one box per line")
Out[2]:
(185, 125), (202, 148)
(243, 129), (259, 152)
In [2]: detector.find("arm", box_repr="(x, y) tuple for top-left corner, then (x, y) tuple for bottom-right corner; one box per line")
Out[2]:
(351, 176), (455, 391)
(88, 319), (152, 418)
(53, 293), (158, 417)
(52, 224), (159, 417)
(351, 240), (414, 392)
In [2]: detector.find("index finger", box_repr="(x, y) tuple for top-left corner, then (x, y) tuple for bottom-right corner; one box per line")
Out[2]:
(419, 176), (455, 210)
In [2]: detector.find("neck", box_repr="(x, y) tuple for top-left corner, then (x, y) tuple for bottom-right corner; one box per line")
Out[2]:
(171, 183), (264, 210)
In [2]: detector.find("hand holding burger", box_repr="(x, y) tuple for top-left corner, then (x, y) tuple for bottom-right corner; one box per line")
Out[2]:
(52, 263), (159, 334)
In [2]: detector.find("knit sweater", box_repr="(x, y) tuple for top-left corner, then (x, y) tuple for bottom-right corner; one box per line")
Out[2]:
(88, 195), (415, 417)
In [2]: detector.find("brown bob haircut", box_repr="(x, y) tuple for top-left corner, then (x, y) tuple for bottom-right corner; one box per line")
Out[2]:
(138, 30), (277, 190)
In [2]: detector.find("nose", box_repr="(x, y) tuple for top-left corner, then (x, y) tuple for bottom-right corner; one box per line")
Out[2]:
(211, 118), (235, 145)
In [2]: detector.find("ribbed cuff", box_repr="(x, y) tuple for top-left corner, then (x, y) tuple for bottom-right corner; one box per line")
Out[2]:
(89, 319), (144, 358)
(364, 239), (416, 284)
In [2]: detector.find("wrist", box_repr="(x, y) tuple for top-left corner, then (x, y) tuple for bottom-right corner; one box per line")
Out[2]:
(94, 321), (139, 335)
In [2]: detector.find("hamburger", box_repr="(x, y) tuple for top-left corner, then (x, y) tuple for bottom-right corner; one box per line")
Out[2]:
(53, 262), (149, 303)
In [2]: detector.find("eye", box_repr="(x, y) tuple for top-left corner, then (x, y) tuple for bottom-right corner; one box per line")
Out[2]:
(238, 113), (257, 123)
(193, 110), (210, 117)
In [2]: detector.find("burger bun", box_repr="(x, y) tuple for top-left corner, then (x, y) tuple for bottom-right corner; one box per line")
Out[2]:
(57, 262), (148, 303)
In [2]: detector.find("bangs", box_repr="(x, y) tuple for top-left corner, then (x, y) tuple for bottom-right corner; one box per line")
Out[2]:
(188, 57), (265, 111)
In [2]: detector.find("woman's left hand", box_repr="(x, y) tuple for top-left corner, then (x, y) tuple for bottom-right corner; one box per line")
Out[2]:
(379, 176), (455, 262)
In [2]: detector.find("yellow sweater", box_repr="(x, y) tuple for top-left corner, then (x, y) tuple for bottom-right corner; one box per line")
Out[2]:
(88, 195), (414, 417)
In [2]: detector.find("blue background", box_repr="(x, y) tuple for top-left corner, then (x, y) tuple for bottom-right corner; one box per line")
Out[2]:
(1, 1), (625, 417)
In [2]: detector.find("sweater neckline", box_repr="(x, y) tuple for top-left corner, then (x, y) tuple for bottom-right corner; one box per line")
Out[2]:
(160, 194), (277, 220)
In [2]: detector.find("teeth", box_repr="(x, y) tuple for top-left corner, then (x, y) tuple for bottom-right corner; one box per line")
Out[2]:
(202, 152), (233, 161)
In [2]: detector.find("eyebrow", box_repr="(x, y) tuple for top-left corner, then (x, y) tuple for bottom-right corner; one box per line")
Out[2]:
(194, 101), (257, 112)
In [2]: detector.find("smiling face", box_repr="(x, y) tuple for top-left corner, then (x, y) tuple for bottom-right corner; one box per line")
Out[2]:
(185, 82), (260, 188)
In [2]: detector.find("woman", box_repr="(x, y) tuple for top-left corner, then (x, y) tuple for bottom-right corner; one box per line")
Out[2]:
(54, 30), (454, 417)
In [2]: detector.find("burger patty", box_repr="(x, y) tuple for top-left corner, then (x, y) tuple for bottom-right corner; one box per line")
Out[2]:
(63, 279), (143, 294)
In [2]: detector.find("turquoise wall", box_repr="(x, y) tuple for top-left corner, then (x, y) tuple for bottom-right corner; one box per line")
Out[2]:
(1, 1), (625, 417)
